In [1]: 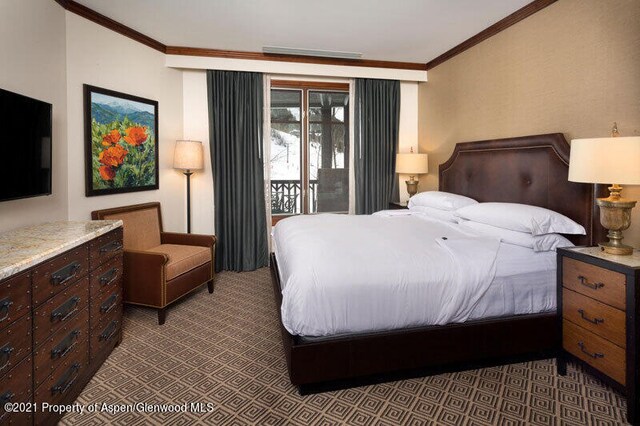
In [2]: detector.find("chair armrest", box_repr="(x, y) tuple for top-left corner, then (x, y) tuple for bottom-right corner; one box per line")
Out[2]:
(161, 232), (217, 248)
(123, 249), (169, 307)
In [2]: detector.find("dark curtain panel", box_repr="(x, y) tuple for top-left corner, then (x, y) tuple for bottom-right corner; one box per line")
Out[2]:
(207, 70), (268, 272)
(354, 79), (401, 214)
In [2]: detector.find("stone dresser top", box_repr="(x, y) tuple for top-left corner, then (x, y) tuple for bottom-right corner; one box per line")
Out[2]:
(0, 220), (123, 280)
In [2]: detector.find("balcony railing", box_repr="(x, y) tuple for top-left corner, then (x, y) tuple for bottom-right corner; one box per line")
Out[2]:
(271, 180), (317, 215)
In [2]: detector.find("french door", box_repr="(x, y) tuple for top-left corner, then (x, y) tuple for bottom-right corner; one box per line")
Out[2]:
(269, 81), (349, 223)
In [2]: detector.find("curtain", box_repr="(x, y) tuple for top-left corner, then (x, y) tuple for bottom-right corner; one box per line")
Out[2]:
(354, 79), (401, 214)
(207, 70), (268, 272)
(262, 75), (273, 253)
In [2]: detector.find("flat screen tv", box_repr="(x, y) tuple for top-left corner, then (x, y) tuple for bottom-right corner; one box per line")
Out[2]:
(0, 88), (52, 202)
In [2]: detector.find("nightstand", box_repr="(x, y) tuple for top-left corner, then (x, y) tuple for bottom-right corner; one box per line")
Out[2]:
(388, 201), (408, 210)
(557, 247), (640, 424)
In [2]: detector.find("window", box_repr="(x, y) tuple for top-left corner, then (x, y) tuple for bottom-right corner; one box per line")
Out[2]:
(269, 82), (349, 222)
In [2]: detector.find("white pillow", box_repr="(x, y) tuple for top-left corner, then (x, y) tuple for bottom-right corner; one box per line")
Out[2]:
(407, 205), (457, 223)
(457, 220), (574, 252)
(408, 191), (478, 211)
(455, 202), (586, 236)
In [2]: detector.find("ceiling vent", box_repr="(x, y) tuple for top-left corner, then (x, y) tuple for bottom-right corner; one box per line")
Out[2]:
(262, 46), (362, 60)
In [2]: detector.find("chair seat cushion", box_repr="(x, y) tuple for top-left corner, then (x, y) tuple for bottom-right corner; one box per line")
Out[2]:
(147, 244), (211, 281)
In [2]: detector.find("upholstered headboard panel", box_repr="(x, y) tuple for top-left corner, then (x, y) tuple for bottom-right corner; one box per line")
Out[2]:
(439, 133), (605, 246)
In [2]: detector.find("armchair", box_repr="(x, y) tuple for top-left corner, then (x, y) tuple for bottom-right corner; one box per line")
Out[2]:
(91, 202), (216, 325)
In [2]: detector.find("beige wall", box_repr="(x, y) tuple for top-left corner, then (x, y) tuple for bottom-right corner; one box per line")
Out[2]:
(65, 13), (185, 231)
(419, 0), (640, 245)
(0, 0), (68, 231)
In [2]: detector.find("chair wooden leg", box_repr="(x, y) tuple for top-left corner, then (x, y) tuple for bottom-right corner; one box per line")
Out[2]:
(207, 279), (214, 294)
(158, 308), (166, 325)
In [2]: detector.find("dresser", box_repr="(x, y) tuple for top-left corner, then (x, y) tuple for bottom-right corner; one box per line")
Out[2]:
(557, 246), (640, 425)
(0, 221), (123, 425)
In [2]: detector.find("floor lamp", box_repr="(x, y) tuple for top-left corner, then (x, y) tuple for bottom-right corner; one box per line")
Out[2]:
(173, 140), (204, 233)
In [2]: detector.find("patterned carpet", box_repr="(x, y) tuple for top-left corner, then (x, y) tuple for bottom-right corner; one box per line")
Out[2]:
(61, 268), (629, 425)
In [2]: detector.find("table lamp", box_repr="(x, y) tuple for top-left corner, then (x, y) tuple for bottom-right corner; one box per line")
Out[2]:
(396, 148), (429, 198)
(173, 140), (204, 233)
(569, 133), (640, 255)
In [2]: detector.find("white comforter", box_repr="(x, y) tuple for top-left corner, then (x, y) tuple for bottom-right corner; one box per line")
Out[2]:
(273, 213), (501, 337)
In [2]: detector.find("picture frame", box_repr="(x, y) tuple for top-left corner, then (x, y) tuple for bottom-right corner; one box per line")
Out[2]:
(84, 84), (159, 196)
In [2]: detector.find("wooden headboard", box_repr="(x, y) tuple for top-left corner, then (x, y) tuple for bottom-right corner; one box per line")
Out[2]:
(439, 133), (605, 246)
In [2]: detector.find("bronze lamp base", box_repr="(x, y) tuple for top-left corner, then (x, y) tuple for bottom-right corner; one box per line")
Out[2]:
(405, 176), (419, 197)
(597, 184), (636, 255)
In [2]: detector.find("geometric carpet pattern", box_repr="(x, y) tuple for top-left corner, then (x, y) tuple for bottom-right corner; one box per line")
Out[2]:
(61, 268), (630, 425)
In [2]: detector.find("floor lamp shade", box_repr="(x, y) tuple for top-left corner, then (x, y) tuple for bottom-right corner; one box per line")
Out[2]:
(569, 136), (640, 255)
(174, 140), (204, 233)
(174, 140), (204, 171)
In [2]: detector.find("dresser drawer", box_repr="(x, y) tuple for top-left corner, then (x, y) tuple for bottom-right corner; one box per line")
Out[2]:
(33, 245), (89, 306)
(34, 307), (89, 387)
(34, 346), (89, 424)
(563, 288), (625, 347)
(91, 288), (122, 328)
(0, 356), (32, 424)
(91, 311), (121, 361)
(34, 278), (89, 346)
(563, 319), (626, 385)
(0, 314), (31, 375)
(90, 254), (123, 297)
(90, 229), (123, 268)
(563, 257), (625, 310)
(0, 272), (31, 331)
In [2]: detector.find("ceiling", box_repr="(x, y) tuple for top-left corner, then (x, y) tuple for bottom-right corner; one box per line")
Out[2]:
(73, 0), (532, 63)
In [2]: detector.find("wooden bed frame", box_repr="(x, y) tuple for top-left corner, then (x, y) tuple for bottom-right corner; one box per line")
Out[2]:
(271, 133), (607, 394)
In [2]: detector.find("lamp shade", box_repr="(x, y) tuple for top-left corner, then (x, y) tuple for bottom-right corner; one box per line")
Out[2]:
(569, 137), (640, 184)
(173, 140), (204, 171)
(396, 152), (429, 175)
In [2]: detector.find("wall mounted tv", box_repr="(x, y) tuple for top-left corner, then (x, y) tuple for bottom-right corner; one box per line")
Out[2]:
(0, 88), (52, 202)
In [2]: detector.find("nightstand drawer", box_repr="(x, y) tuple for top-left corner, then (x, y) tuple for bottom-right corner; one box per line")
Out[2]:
(562, 257), (625, 310)
(563, 319), (625, 385)
(563, 289), (625, 347)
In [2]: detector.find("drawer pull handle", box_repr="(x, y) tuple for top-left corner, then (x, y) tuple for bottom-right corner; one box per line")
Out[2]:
(100, 293), (119, 314)
(51, 296), (80, 323)
(100, 241), (123, 254)
(51, 362), (81, 395)
(0, 299), (13, 322)
(578, 309), (604, 325)
(51, 261), (82, 286)
(99, 320), (119, 342)
(0, 345), (14, 371)
(578, 341), (604, 359)
(577, 275), (604, 290)
(51, 329), (81, 359)
(99, 268), (120, 286)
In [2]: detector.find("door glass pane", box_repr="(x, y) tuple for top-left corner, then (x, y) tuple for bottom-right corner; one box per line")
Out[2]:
(308, 91), (349, 213)
(270, 90), (302, 215)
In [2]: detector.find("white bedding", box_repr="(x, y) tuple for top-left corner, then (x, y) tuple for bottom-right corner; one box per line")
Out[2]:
(273, 212), (561, 338)
(274, 213), (505, 337)
(468, 244), (556, 321)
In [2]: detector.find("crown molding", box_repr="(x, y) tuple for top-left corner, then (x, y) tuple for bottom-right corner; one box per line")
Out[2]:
(54, 0), (166, 52)
(426, 0), (557, 70)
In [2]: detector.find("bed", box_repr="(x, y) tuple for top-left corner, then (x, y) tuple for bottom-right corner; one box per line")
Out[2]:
(270, 133), (606, 393)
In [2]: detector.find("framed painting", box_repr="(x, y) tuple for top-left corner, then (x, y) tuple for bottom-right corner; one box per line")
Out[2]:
(84, 84), (159, 196)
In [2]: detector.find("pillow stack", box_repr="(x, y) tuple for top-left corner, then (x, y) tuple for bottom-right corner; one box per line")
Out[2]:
(407, 191), (477, 223)
(406, 192), (584, 252)
(454, 202), (585, 252)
